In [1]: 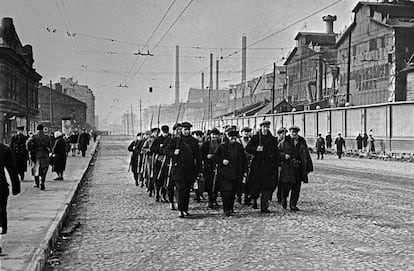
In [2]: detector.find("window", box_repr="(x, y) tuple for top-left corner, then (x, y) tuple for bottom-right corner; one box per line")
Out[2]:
(369, 38), (377, 51)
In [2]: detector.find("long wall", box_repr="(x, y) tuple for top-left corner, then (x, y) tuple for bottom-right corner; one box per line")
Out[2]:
(192, 101), (414, 153)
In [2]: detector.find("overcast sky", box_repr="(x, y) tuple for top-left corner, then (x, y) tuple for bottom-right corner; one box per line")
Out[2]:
(1, 0), (360, 125)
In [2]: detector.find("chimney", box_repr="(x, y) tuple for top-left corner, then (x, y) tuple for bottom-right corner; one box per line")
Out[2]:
(322, 15), (337, 34)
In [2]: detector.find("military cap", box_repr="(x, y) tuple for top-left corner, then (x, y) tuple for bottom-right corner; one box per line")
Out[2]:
(289, 125), (300, 132)
(277, 127), (288, 134)
(241, 127), (252, 133)
(228, 130), (240, 138)
(173, 123), (181, 130)
(209, 127), (220, 135)
(16, 126), (24, 131)
(181, 122), (192, 129)
(259, 120), (271, 127)
(161, 125), (169, 133)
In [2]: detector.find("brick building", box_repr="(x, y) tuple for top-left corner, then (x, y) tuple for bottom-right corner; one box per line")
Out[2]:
(56, 77), (96, 128)
(0, 17), (42, 143)
(38, 85), (87, 132)
(284, 15), (337, 105)
(335, 1), (414, 106)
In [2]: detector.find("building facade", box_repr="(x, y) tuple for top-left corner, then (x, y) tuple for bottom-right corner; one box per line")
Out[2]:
(56, 77), (95, 128)
(38, 85), (87, 132)
(0, 17), (42, 143)
(336, 1), (414, 106)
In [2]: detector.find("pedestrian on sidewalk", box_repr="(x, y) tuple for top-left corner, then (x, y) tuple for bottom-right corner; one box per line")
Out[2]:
(362, 133), (368, 152)
(0, 142), (21, 255)
(325, 132), (332, 149)
(51, 131), (67, 181)
(10, 126), (28, 181)
(78, 128), (90, 157)
(278, 126), (313, 211)
(315, 134), (325, 160)
(27, 124), (52, 190)
(335, 133), (346, 159)
(68, 130), (79, 157)
(356, 133), (363, 152)
(367, 134), (375, 154)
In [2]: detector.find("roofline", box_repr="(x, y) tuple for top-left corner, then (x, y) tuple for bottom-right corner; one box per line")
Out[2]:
(335, 21), (357, 48)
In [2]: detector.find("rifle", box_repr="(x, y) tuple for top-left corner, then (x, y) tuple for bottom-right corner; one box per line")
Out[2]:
(165, 159), (173, 188)
(211, 164), (219, 192)
(157, 104), (161, 129)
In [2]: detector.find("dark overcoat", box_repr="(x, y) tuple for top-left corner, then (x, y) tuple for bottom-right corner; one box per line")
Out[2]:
(335, 137), (345, 154)
(278, 135), (313, 184)
(0, 143), (20, 234)
(128, 139), (145, 173)
(356, 135), (363, 150)
(245, 131), (279, 193)
(315, 137), (325, 153)
(52, 137), (67, 172)
(166, 135), (201, 184)
(213, 141), (247, 192)
(10, 134), (28, 173)
(200, 140), (220, 192)
(78, 132), (90, 151)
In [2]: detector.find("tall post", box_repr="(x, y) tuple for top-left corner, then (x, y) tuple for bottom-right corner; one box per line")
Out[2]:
(201, 72), (204, 90)
(272, 63), (276, 114)
(209, 53), (213, 119)
(139, 98), (142, 132)
(49, 80), (53, 128)
(216, 59), (219, 101)
(175, 45), (180, 104)
(130, 104), (134, 135)
(242, 35), (247, 99)
(126, 111), (130, 135)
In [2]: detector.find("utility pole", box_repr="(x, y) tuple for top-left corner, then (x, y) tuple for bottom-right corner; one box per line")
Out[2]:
(209, 53), (213, 119)
(126, 110), (129, 135)
(216, 59), (219, 103)
(130, 104), (134, 135)
(49, 80), (53, 128)
(139, 98), (142, 132)
(272, 63), (276, 114)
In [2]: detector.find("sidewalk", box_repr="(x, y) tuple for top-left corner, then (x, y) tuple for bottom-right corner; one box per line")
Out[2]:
(0, 139), (99, 271)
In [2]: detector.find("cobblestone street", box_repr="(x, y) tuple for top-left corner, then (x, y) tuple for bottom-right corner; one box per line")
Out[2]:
(47, 136), (414, 271)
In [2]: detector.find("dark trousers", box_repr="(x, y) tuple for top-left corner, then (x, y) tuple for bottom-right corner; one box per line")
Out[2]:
(317, 151), (324, 159)
(221, 191), (235, 213)
(167, 179), (175, 204)
(281, 182), (302, 207)
(260, 190), (272, 211)
(176, 181), (190, 211)
(0, 196), (8, 234)
(81, 150), (86, 157)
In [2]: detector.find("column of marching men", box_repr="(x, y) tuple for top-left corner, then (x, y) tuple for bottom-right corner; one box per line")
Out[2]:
(128, 120), (314, 218)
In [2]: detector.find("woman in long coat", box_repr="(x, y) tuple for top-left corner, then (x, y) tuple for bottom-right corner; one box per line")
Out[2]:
(52, 131), (67, 180)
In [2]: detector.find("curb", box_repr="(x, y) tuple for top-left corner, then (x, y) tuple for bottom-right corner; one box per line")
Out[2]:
(26, 138), (100, 271)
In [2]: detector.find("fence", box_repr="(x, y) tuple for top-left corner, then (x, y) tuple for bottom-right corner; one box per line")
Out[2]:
(192, 101), (414, 153)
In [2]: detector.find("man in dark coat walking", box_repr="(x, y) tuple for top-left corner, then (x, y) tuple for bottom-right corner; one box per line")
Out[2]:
(315, 134), (325, 160)
(278, 126), (313, 211)
(10, 126), (28, 181)
(128, 133), (145, 186)
(166, 122), (201, 218)
(78, 128), (90, 157)
(151, 125), (171, 202)
(335, 133), (346, 159)
(200, 128), (220, 208)
(0, 142), (20, 254)
(246, 120), (279, 213)
(27, 124), (52, 190)
(275, 127), (288, 203)
(213, 130), (247, 216)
